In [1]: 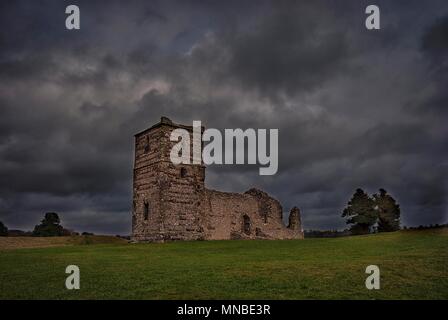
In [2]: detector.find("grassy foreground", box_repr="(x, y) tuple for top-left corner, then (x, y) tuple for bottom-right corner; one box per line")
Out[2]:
(0, 235), (127, 250)
(0, 229), (447, 299)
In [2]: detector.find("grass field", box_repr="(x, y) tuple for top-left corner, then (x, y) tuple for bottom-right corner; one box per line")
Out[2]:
(0, 229), (447, 300)
(0, 235), (127, 250)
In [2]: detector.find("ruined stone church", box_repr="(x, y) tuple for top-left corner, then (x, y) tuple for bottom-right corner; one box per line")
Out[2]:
(132, 117), (303, 241)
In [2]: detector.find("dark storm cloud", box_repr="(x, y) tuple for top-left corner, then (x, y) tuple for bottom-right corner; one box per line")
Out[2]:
(421, 15), (448, 60)
(0, 0), (447, 234)
(223, 3), (353, 98)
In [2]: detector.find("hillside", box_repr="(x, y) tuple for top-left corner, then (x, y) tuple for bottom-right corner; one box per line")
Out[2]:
(0, 228), (447, 299)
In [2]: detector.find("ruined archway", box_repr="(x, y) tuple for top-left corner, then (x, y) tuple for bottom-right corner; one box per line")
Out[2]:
(243, 214), (251, 235)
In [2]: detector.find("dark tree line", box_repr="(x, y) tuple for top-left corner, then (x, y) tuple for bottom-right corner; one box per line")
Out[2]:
(32, 212), (66, 237)
(304, 229), (351, 238)
(0, 212), (81, 237)
(0, 221), (8, 236)
(342, 188), (401, 235)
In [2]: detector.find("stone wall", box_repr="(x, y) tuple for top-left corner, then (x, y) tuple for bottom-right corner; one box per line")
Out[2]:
(132, 117), (303, 242)
(203, 189), (303, 240)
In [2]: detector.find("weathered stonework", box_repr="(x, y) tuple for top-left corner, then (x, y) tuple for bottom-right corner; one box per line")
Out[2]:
(132, 117), (304, 242)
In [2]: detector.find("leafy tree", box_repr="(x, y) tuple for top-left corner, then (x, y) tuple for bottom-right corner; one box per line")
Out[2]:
(0, 221), (8, 236)
(32, 212), (64, 237)
(342, 188), (377, 235)
(373, 188), (400, 232)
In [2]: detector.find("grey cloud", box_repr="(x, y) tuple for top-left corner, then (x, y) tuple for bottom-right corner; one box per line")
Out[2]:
(421, 15), (448, 61)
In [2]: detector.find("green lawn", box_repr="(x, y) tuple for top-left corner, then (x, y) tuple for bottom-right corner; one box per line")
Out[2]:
(0, 229), (447, 299)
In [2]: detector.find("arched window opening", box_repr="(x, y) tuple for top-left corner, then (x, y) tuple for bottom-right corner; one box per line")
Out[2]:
(144, 136), (150, 153)
(180, 167), (187, 178)
(243, 215), (251, 235)
(144, 202), (150, 220)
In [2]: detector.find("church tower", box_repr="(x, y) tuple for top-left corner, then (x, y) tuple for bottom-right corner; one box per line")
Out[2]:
(132, 117), (206, 241)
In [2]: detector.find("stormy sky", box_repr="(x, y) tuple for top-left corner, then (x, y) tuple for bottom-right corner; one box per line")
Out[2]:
(0, 0), (447, 235)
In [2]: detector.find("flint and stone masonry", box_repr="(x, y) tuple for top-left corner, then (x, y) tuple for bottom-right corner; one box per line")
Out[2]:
(132, 117), (304, 241)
